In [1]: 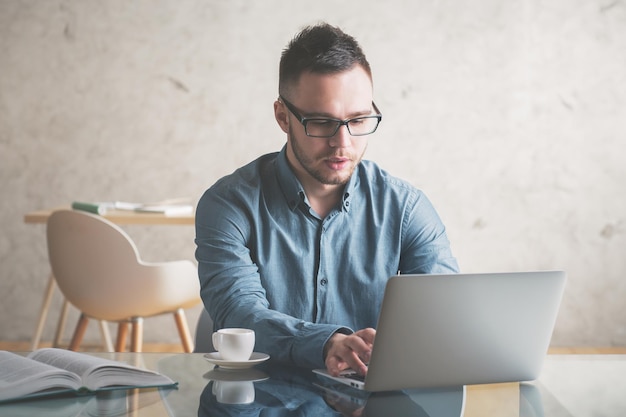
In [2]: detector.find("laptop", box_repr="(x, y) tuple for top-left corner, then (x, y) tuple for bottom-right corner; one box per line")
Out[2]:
(314, 271), (566, 392)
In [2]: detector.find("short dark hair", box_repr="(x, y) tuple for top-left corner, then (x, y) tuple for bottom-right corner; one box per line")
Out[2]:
(279, 23), (372, 97)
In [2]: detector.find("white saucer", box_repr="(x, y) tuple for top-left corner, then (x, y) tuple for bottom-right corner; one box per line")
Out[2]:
(203, 352), (270, 369)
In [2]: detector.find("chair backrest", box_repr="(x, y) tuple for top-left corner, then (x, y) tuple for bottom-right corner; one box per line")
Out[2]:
(46, 210), (170, 320)
(48, 209), (141, 267)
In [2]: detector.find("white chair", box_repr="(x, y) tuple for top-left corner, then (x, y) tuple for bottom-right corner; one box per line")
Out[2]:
(46, 209), (201, 352)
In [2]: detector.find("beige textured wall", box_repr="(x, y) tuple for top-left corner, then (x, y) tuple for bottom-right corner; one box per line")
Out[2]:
(1, 1), (625, 347)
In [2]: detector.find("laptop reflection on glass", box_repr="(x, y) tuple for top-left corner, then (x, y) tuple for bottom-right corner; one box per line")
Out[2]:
(314, 271), (566, 392)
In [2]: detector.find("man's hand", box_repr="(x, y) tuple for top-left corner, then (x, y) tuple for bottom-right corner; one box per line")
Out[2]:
(324, 328), (376, 377)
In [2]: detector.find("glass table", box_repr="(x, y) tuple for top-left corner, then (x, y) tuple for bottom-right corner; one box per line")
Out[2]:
(1, 353), (624, 416)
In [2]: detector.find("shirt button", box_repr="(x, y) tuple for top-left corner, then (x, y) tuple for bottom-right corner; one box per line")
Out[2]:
(320, 278), (328, 286)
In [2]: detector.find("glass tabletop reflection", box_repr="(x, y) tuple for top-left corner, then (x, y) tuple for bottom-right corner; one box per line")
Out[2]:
(1, 353), (624, 416)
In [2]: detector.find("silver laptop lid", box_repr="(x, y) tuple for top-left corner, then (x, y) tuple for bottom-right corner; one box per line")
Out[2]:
(364, 271), (566, 391)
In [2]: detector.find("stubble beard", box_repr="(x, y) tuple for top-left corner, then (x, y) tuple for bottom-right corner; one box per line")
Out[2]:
(288, 124), (364, 186)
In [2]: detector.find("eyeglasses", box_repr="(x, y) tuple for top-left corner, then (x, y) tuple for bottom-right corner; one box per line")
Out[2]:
(279, 96), (382, 138)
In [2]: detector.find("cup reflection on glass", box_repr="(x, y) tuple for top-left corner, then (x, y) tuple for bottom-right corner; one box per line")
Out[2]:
(212, 380), (255, 404)
(212, 328), (255, 361)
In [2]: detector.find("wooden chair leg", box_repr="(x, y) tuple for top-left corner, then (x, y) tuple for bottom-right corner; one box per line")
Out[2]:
(130, 317), (143, 353)
(98, 321), (114, 352)
(69, 314), (89, 351)
(116, 321), (129, 352)
(31, 273), (57, 350)
(53, 299), (70, 348)
(174, 308), (194, 353)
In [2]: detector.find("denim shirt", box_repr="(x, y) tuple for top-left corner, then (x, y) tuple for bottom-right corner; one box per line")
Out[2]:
(195, 147), (459, 369)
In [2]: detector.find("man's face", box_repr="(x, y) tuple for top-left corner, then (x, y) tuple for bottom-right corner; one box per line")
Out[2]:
(278, 66), (375, 188)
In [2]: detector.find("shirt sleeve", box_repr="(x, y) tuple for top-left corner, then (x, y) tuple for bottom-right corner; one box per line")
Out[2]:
(195, 187), (350, 369)
(398, 190), (460, 274)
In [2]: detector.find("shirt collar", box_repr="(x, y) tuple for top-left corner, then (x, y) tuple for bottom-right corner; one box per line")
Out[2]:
(276, 146), (307, 211)
(276, 145), (357, 213)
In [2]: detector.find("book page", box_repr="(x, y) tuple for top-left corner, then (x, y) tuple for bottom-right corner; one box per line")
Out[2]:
(0, 351), (81, 402)
(84, 363), (176, 392)
(28, 348), (119, 379)
(28, 348), (175, 392)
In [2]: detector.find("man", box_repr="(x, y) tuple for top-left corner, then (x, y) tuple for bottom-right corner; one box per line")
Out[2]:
(195, 23), (458, 377)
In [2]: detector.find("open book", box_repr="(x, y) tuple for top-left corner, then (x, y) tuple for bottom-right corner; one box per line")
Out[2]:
(0, 348), (177, 403)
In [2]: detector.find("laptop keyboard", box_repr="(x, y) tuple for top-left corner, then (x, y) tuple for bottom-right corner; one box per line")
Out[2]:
(339, 370), (366, 382)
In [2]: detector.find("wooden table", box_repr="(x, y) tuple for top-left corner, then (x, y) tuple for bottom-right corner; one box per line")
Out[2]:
(24, 206), (194, 225)
(25, 206), (195, 350)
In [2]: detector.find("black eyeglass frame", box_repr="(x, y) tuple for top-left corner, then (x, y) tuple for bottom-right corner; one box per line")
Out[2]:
(279, 95), (382, 138)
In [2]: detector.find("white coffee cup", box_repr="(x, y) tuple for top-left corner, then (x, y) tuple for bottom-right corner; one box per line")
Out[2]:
(212, 328), (255, 361)
(212, 380), (255, 404)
